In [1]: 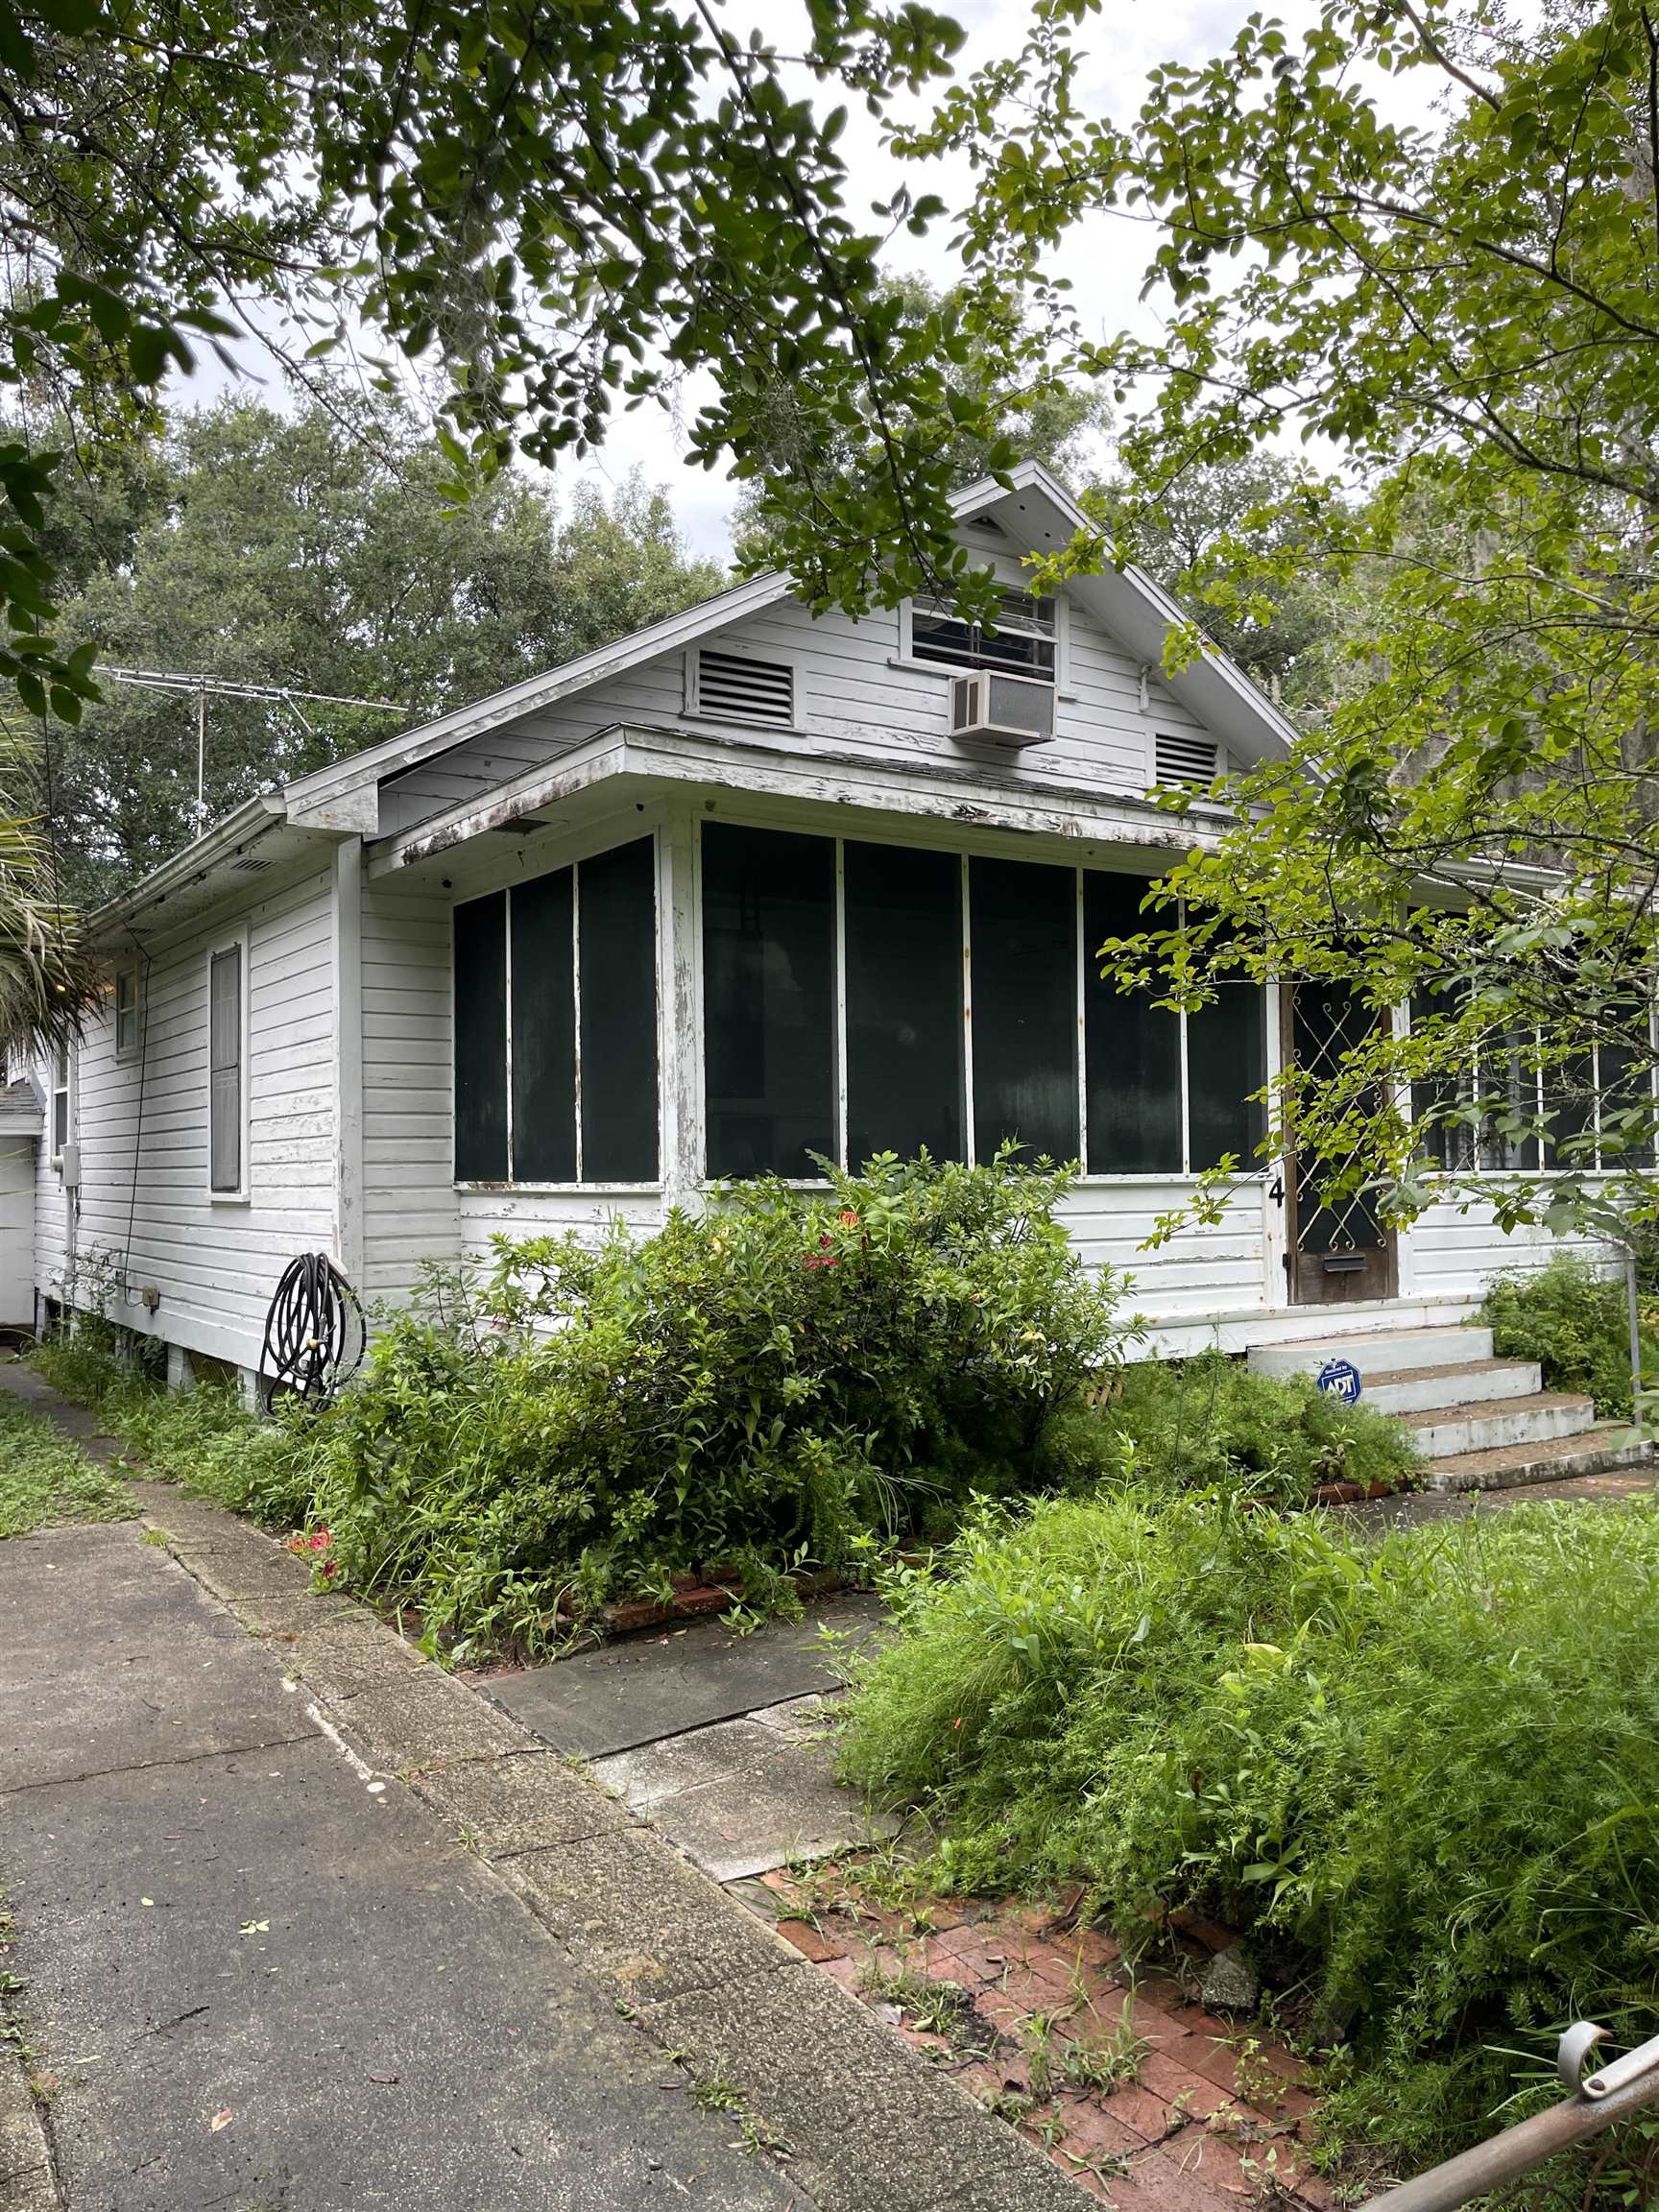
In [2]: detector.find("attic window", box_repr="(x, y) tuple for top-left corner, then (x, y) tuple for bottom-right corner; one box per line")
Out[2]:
(1153, 733), (1221, 791)
(911, 589), (1056, 679)
(692, 648), (795, 728)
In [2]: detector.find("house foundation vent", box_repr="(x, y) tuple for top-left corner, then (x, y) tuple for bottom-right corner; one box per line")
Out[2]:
(1153, 733), (1221, 790)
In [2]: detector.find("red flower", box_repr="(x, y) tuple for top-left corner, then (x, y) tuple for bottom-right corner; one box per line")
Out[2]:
(838, 1209), (860, 1229)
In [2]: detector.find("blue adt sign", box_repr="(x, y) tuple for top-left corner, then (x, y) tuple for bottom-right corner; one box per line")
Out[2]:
(1317, 1357), (1362, 1405)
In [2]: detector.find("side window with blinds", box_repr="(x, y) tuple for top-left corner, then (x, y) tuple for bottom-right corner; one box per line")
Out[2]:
(207, 939), (246, 1195)
(114, 965), (140, 1062)
(50, 1040), (70, 1161)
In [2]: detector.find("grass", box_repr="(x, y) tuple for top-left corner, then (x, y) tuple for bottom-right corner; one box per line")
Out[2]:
(28, 1335), (316, 1529)
(1054, 2004), (1147, 2095)
(0, 1381), (131, 1537)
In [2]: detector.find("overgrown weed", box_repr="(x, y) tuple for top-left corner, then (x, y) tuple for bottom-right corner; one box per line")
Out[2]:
(840, 1486), (1659, 2185)
(0, 1381), (131, 1535)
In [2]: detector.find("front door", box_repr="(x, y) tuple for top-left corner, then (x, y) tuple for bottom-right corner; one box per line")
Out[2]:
(1283, 980), (1397, 1306)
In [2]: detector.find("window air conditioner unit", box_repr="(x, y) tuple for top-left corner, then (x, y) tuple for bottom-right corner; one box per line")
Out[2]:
(950, 670), (1055, 748)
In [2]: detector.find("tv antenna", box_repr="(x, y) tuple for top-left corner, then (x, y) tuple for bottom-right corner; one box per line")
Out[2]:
(100, 668), (405, 827)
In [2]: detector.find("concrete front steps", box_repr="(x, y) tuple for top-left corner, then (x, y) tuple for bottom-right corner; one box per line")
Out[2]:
(1247, 1322), (1651, 1493)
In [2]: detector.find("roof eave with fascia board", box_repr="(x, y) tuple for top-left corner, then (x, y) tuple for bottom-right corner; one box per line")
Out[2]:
(83, 792), (341, 945)
(368, 720), (1246, 882)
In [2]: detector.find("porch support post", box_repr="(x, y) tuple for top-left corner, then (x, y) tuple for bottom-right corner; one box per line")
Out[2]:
(661, 794), (704, 1213)
(1390, 998), (1416, 1298)
(1262, 978), (1289, 1306)
(332, 835), (366, 1288)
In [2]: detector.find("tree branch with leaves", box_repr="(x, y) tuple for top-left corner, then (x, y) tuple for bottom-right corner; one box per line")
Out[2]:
(912, 0), (1659, 1249)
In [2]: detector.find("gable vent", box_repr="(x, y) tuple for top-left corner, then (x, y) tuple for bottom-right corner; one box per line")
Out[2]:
(694, 648), (795, 728)
(1153, 733), (1221, 791)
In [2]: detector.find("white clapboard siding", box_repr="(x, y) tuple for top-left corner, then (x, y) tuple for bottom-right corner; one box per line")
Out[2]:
(45, 865), (337, 1367)
(1405, 1191), (1617, 1299)
(375, 587), (1195, 839)
(359, 877), (460, 1301)
(1059, 1181), (1272, 1323)
(460, 1189), (666, 1269)
(35, 1111), (66, 1310)
(377, 654), (686, 835)
(0, 1136), (35, 1324)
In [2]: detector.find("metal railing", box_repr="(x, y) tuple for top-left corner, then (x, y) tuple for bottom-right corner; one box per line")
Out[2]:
(1359, 2025), (1659, 2212)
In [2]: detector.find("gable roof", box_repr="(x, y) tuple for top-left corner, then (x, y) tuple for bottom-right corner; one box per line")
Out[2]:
(91, 458), (1303, 935)
(281, 459), (1300, 821)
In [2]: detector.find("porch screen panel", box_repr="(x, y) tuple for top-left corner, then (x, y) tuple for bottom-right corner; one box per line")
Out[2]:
(1083, 871), (1181, 1173)
(844, 841), (964, 1166)
(969, 855), (1078, 1163)
(1479, 1030), (1542, 1170)
(453, 890), (508, 1180)
(1542, 1040), (1596, 1169)
(208, 945), (243, 1193)
(1409, 977), (1475, 1169)
(1596, 1005), (1656, 1167)
(510, 868), (576, 1183)
(703, 823), (835, 1178)
(1187, 950), (1266, 1172)
(579, 837), (660, 1181)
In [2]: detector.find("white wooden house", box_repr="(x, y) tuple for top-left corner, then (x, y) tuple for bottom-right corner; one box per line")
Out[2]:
(17, 461), (1624, 1391)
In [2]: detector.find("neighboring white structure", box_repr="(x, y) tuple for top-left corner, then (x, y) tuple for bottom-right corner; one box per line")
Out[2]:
(17, 462), (1636, 1386)
(0, 1050), (39, 1330)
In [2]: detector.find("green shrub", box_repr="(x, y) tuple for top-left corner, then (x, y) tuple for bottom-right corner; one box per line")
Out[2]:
(1101, 1351), (1420, 1503)
(305, 1153), (1129, 1653)
(0, 1383), (132, 1534)
(841, 1490), (1659, 2184)
(1479, 1255), (1655, 1420)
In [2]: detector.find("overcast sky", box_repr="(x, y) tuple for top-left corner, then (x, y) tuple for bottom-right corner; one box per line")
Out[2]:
(173, 0), (1372, 564)
(579, 0), (1273, 559)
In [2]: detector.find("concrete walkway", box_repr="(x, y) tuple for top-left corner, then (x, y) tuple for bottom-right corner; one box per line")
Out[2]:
(483, 1599), (897, 1883)
(0, 1367), (1079, 2212)
(1, 1521), (808, 2212)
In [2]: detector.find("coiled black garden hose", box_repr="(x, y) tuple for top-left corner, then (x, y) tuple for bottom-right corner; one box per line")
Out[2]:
(258, 1252), (367, 1412)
